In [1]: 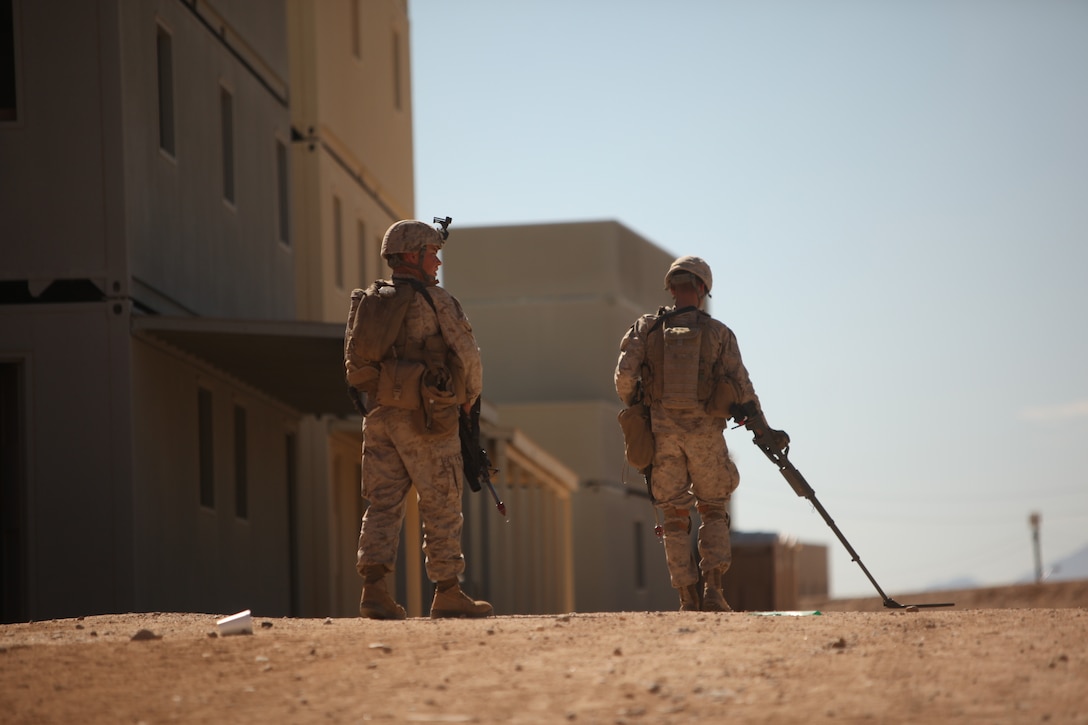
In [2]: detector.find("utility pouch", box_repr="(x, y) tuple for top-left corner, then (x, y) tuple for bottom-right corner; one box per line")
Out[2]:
(347, 362), (380, 398)
(705, 375), (742, 418)
(375, 360), (425, 410)
(415, 378), (461, 437)
(660, 325), (702, 410)
(617, 403), (655, 470)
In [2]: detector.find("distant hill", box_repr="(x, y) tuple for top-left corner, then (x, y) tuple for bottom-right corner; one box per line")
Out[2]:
(1010, 542), (1088, 584)
(924, 543), (1088, 592)
(925, 575), (982, 592)
(811, 578), (1088, 612)
(1035, 543), (1088, 582)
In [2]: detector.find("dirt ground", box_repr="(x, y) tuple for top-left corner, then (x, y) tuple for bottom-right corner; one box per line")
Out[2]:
(2, 581), (1086, 724)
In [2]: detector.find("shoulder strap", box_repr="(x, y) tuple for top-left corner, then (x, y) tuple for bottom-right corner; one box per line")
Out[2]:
(392, 275), (438, 314)
(646, 305), (707, 334)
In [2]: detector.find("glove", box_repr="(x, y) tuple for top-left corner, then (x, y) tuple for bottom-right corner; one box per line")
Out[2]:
(740, 406), (790, 453)
(755, 424), (791, 453)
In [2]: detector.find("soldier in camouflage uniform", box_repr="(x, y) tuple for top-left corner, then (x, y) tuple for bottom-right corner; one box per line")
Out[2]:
(614, 256), (787, 612)
(348, 220), (492, 620)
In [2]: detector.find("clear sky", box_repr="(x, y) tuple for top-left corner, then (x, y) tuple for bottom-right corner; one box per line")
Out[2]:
(408, 0), (1088, 598)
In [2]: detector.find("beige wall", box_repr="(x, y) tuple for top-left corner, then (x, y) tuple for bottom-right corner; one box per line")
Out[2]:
(131, 337), (300, 615)
(442, 221), (683, 611)
(0, 1), (122, 290)
(288, 0), (415, 322)
(0, 302), (135, 619)
(442, 221), (674, 403)
(122, 0), (295, 318)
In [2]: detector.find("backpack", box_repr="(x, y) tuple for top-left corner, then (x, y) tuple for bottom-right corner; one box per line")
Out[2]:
(344, 280), (416, 398)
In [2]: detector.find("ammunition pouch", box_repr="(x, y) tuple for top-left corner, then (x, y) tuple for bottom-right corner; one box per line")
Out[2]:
(375, 360), (425, 410)
(416, 370), (461, 437)
(617, 403), (655, 470)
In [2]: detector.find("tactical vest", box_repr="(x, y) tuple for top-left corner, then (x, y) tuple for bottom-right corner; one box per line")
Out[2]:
(641, 307), (717, 409)
(344, 279), (466, 412)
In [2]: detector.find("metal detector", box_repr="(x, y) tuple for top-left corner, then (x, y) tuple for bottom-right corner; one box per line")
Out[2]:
(749, 433), (954, 609)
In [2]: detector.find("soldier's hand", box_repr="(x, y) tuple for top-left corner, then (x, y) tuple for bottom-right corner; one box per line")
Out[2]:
(756, 427), (790, 453)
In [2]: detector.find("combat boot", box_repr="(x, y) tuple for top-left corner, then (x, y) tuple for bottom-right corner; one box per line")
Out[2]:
(430, 579), (493, 619)
(359, 564), (407, 620)
(678, 584), (701, 612)
(702, 569), (733, 613)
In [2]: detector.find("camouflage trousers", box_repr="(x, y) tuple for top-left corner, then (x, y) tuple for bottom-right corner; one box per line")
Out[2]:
(356, 406), (466, 583)
(652, 427), (739, 589)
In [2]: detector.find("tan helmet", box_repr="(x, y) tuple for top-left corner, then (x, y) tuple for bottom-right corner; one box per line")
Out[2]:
(380, 220), (445, 259)
(664, 255), (712, 294)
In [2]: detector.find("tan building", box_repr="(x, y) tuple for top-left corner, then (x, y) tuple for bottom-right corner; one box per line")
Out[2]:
(441, 221), (680, 611)
(442, 221), (828, 612)
(0, 0), (575, 623)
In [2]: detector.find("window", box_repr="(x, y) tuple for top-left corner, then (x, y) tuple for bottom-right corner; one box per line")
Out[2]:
(1, 361), (27, 623)
(1, 0), (18, 122)
(391, 30), (402, 111)
(350, 0), (361, 60)
(333, 196), (344, 288)
(156, 25), (175, 154)
(220, 86), (234, 203)
(233, 405), (247, 520)
(198, 388), (215, 508)
(356, 219), (367, 285)
(276, 139), (289, 244)
(285, 432), (299, 615)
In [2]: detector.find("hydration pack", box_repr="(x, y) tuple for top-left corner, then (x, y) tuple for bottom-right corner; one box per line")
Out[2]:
(344, 280), (415, 396)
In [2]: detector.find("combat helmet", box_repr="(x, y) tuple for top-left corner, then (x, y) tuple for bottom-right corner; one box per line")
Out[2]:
(664, 255), (712, 296)
(380, 220), (445, 260)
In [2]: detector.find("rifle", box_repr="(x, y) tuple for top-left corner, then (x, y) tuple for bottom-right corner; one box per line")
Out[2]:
(735, 407), (953, 609)
(459, 397), (507, 517)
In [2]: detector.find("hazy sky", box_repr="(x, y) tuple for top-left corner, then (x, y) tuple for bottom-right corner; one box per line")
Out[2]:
(408, 0), (1088, 598)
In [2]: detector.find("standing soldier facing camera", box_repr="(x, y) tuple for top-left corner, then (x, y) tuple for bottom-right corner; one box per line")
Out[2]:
(345, 218), (492, 619)
(614, 256), (788, 612)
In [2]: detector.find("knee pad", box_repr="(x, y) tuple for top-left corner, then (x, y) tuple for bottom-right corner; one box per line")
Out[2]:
(697, 502), (730, 528)
(663, 507), (691, 535)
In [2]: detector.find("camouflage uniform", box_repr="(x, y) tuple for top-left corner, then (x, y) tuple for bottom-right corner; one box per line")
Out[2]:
(615, 306), (761, 592)
(356, 282), (483, 583)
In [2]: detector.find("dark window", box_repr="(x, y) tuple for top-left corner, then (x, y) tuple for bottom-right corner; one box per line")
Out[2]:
(156, 25), (175, 154)
(351, 0), (361, 59)
(0, 0), (17, 122)
(333, 195), (344, 288)
(276, 139), (289, 244)
(285, 433), (299, 615)
(233, 405), (247, 519)
(392, 30), (402, 111)
(356, 219), (367, 285)
(1, 362), (27, 623)
(220, 87), (234, 203)
(198, 388), (215, 508)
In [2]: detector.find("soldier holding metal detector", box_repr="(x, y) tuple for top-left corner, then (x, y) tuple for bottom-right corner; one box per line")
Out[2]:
(615, 256), (788, 612)
(344, 217), (494, 620)
(617, 256), (954, 612)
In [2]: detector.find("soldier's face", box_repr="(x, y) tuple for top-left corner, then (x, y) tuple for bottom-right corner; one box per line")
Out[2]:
(421, 245), (442, 277)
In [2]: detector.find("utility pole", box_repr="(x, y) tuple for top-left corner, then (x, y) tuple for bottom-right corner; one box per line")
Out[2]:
(1029, 511), (1043, 584)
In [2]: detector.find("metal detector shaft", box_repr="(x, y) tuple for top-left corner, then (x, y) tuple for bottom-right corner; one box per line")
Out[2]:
(750, 435), (953, 609)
